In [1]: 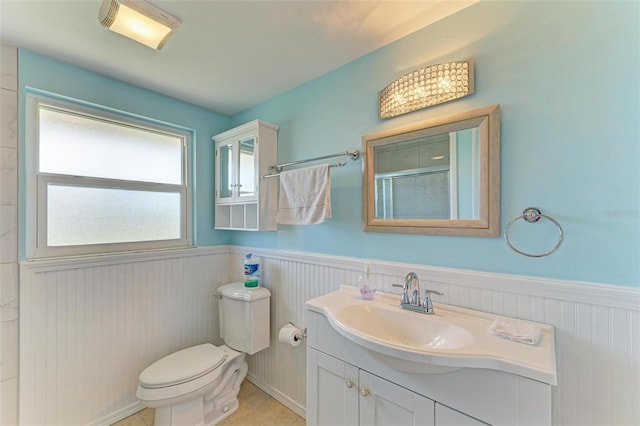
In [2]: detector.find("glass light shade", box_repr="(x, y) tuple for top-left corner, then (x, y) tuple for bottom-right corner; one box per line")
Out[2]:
(99, 0), (181, 50)
(379, 59), (475, 119)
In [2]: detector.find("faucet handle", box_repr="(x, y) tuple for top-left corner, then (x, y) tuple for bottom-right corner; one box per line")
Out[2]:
(392, 283), (410, 304)
(422, 289), (443, 314)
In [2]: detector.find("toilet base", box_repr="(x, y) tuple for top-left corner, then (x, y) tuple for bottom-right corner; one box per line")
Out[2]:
(154, 395), (240, 426)
(155, 398), (206, 426)
(203, 397), (239, 426)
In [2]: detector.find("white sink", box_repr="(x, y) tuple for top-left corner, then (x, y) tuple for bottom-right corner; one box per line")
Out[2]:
(339, 304), (474, 350)
(306, 285), (557, 385)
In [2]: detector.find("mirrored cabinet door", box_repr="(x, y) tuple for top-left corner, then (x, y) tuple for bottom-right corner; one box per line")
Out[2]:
(217, 142), (235, 201)
(237, 135), (256, 200)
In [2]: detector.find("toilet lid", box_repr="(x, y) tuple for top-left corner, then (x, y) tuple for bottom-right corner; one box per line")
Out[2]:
(139, 343), (227, 388)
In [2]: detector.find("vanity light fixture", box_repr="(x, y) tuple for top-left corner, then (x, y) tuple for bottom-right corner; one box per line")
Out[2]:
(98, 0), (181, 50)
(379, 59), (474, 119)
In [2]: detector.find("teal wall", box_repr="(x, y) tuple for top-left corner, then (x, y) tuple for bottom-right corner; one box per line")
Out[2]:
(15, 1), (639, 287)
(17, 49), (232, 255)
(231, 1), (640, 287)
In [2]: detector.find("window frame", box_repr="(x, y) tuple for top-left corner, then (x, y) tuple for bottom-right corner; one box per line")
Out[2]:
(25, 91), (193, 259)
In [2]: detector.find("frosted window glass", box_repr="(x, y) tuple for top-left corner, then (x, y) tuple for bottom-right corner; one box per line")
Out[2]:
(47, 185), (181, 246)
(39, 108), (183, 184)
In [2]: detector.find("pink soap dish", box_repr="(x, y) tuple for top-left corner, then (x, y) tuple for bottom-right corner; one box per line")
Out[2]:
(360, 287), (376, 300)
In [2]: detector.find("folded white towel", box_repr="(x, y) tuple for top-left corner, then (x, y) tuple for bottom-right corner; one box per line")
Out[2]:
(276, 164), (331, 225)
(488, 317), (542, 345)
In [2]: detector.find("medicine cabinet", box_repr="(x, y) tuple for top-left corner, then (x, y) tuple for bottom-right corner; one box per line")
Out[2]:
(213, 120), (278, 231)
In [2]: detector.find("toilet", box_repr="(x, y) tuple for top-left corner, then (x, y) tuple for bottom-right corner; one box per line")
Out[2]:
(136, 282), (271, 426)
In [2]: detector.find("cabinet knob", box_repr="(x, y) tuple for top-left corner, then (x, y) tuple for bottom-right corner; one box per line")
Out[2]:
(345, 379), (354, 389)
(360, 386), (370, 397)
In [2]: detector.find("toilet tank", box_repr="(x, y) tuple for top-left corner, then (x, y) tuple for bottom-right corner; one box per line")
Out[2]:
(217, 282), (271, 355)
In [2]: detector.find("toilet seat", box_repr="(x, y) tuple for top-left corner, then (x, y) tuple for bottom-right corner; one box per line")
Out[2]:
(140, 344), (227, 388)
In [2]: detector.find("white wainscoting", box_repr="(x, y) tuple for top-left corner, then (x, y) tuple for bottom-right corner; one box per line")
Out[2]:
(19, 247), (230, 426)
(228, 246), (640, 426)
(20, 245), (639, 426)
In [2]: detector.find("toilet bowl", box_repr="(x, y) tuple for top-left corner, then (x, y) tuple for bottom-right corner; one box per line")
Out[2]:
(136, 282), (271, 426)
(137, 344), (247, 426)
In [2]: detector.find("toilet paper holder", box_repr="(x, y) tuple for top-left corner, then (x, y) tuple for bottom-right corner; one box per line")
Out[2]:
(288, 322), (307, 342)
(280, 322), (307, 343)
(294, 327), (307, 342)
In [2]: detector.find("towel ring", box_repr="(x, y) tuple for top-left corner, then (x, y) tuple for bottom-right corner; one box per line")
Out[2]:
(504, 207), (564, 258)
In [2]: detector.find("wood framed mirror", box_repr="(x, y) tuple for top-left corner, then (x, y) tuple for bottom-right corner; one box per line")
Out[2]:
(362, 105), (500, 236)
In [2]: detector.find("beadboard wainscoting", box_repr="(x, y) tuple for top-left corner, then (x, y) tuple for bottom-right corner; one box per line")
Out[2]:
(19, 245), (639, 425)
(19, 247), (231, 426)
(227, 246), (640, 426)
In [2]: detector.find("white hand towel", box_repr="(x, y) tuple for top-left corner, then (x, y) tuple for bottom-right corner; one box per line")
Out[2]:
(276, 164), (331, 225)
(488, 316), (542, 345)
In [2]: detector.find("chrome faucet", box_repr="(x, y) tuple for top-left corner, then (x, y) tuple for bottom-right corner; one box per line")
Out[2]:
(393, 272), (443, 315)
(406, 272), (420, 305)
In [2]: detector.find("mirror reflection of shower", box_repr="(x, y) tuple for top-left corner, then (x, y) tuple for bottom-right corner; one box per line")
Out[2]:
(374, 127), (479, 220)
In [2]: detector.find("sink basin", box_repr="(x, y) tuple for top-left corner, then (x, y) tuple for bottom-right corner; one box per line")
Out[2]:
(306, 285), (557, 385)
(338, 304), (474, 350)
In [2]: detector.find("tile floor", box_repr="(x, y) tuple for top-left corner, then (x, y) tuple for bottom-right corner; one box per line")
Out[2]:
(112, 380), (304, 426)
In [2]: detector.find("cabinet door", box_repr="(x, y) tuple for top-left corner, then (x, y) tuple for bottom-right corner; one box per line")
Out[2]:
(359, 370), (434, 426)
(307, 348), (359, 426)
(435, 403), (488, 426)
(216, 141), (235, 203)
(236, 134), (257, 201)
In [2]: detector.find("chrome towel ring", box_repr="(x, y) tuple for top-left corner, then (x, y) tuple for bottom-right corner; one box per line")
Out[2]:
(504, 207), (564, 258)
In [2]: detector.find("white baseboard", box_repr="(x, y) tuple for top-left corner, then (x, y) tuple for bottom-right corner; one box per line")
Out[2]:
(246, 372), (306, 419)
(92, 401), (145, 426)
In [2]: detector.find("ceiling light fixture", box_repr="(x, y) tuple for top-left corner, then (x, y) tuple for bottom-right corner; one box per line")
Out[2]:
(378, 59), (474, 119)
(98, 0), (181, 50)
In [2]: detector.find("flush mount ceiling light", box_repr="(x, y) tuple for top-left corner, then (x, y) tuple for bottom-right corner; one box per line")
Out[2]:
(98, 0), (181, 50)
(378, 59), (474, 119)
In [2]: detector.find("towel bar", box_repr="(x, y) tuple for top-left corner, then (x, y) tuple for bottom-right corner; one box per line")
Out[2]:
(262, 150), (360, 179)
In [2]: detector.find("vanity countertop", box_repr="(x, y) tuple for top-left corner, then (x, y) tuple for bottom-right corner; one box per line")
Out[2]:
(306, 285), (557, 385)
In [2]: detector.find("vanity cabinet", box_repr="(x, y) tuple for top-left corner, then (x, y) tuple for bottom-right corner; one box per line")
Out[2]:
(435, 404), (487, 426)
(307, 348), (435, 426)
(307, 349), (359, 425)
(306, 309), (549, 426)
(213, 120), (278, 230)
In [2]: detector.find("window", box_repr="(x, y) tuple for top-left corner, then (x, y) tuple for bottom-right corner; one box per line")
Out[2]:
(26, 92), (192, 258)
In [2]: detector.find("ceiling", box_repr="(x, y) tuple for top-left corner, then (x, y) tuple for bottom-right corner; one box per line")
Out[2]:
(0, 0), (477, 116)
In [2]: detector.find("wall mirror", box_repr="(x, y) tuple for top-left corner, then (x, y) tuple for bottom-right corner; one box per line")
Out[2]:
(362, 104), (500, 236)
